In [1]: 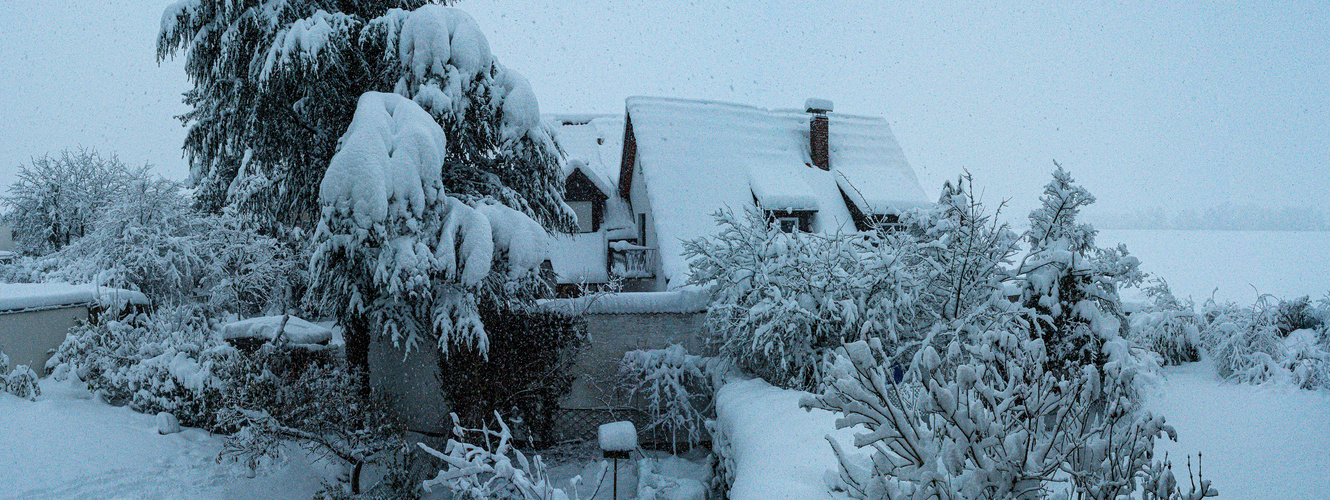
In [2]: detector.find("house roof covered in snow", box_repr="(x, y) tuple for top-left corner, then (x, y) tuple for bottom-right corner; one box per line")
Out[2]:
(0, 282), (149, 314)
(618, 96), (930, 284)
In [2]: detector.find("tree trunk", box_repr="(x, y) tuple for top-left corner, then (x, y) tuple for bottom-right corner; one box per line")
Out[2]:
(344, 314), (372, 397)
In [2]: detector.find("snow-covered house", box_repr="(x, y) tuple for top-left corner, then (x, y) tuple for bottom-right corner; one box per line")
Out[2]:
(548, 97), (931, 294)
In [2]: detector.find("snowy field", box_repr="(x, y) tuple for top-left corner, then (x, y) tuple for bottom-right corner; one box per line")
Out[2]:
(1099, 229), (1330, 305)
(1144, 360), (1330, 499)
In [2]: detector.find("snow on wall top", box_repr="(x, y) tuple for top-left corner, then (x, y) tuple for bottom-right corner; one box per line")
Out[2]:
(623, 96), (929, 284)
(0, 282), (149, 313)
(541, 289), (710, 315)
(319, 92), (447, 228)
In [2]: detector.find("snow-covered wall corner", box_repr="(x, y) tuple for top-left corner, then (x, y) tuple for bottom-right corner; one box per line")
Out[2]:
(541, 289), (711, 315)
(319, 92), (447, 228)
(714, 378), (856, 500)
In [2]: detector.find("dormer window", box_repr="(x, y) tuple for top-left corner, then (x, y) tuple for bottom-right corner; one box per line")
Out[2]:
(564, 166), (610, 233)
(766, 209), (814, 233)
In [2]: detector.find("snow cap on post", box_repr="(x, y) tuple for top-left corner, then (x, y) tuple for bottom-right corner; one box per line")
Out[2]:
(598, 421), (638, 452)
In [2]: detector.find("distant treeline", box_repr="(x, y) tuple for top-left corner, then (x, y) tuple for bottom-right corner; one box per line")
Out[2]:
(1091, 203), (1330, 231)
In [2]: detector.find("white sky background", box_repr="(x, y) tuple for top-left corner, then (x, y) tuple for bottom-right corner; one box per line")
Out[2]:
(0, 0), (1326, 219)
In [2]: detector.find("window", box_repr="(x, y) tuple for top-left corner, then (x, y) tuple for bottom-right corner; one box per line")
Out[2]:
(765, 210), (814, 233)
(569, 201), (596, 233)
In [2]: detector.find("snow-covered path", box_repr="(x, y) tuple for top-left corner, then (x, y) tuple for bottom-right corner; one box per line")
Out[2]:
(0, 379), (330, 500)
(1144, 360), (1330, 499)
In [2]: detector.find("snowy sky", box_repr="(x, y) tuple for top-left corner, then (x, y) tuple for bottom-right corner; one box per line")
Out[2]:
(1, 0), (1326, 219)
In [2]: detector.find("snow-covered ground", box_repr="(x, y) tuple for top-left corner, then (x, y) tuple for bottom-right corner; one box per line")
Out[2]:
(1099, 229), (1330, 305)
(0, 378), (335, 500)
(3, 358), (1327, 498)
(1144, 359), (1330, 499)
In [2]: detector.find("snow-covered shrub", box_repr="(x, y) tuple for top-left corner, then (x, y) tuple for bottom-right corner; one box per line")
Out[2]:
(1139, 454), (1220, 500)
(685, 176), (1021, 391)
(804, 328), (1176, 500)
(1129, 279), (1203, 366)
(1, 148), (138, 255)
(418, 412), (572, 500)
(684, 210), (932, 390)
(217, 353), (412, 498)
(1200, 297), (1330, 389)
(0, 352), (41, 401)
(20, 176), (302, 313)
(435, 304), (586, 446)
(48, 305), (236, 427)
(619, 344), (711, 452)
(1273, 295), (1322, 336)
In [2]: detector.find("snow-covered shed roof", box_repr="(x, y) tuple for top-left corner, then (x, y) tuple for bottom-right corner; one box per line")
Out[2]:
(0, 282), (149, 314)
(619, 96), (930, 284)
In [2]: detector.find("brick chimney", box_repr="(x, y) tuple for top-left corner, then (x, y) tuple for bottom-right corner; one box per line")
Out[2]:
(806, 98), (833, 171)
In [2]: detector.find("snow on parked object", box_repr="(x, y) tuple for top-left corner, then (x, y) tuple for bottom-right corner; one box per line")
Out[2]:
(598, 421), (638, 451)
(542, 289), (711, 315)
(220, 315), (333, 345)
(319, 92), (447, 228)
(713, 377), (860, 500)
(0, 282), (149, 313)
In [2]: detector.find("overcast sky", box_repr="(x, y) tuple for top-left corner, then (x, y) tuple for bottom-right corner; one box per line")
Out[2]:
(1, 0), (1326, 219)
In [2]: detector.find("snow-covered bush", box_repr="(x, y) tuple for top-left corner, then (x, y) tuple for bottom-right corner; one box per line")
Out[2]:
(1128, 279), (1203, 366)
(1139, 454), (1220, 500)
(48, 305), (236, 427)
(14, 176), (302, 313)
(684, 210), (932, 390)
(1, 148), (138, 255)
(803, 328), (1175, 500)
(435, 304), (586, 446)
(619, 344), (711, 452)
(685, 176), (1021, 391)
(217, 352), (412, 498)
(418, 412), (572, 500)
(0, 352), (41, 401)
(1200, 296), (1330, 389)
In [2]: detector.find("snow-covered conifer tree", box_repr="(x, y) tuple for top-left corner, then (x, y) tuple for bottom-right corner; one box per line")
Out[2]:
(158, 1), (572, 233)
(308, 92), (550, 382)
(1018, 164), (1143, 377)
